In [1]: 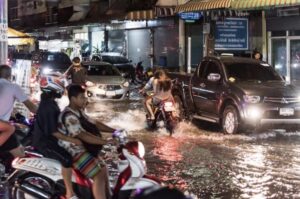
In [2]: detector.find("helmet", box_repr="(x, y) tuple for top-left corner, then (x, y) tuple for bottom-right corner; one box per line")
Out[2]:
(39, 72), (65, 96)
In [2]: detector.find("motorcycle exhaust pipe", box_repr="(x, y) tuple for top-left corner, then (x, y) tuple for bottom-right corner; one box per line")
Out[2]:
(16, 182), (53, 199)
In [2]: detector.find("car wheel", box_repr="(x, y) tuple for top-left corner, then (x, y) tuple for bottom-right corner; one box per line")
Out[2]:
(222, 105), (239, 134)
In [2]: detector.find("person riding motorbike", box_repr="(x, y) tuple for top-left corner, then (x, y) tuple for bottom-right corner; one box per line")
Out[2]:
(32, 73), (80, 199)
(58, 84), (117, 199)
(0, 64), (37, 158)
(139, 69), (172, 121)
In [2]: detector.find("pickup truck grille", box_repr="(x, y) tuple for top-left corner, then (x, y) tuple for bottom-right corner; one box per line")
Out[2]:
(263, 97), (300, 104)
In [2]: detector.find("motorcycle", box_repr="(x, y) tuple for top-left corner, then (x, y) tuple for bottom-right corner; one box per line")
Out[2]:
(8, 131), (161, 199)
(145, 92), (179, 136)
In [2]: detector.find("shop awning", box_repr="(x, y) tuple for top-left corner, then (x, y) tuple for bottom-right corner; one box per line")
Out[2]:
(155, 6), (176, 17)
(175, 0), (231, 13)
(232, 0), (300, 10)
(125, 10), (155, 20)
(8, 27), (34, 46)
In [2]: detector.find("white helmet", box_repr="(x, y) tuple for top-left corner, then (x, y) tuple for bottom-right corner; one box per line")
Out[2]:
(39, 72), (65, 95)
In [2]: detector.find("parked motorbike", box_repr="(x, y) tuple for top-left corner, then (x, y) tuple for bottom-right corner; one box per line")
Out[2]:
(9, 131), (161, 199)
(145, 92), (179, 136)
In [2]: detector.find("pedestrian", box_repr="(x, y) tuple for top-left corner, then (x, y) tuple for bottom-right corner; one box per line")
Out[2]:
(64, 57), (87, 86)
(253, 50), (262, 61)
(0, 64), (37, 157)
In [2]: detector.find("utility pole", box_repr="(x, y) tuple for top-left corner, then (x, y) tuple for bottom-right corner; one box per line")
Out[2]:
(0, 0), (8, 65)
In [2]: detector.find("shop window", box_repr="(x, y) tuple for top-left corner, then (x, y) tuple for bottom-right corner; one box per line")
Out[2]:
(290, 30), (300, 36)
(271, 31), (286, 37)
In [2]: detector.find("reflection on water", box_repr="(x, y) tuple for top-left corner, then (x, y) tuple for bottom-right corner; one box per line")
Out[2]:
(87, 100), (300, 199)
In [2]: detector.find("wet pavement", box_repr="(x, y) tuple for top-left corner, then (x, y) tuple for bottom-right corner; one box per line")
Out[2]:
(85, 91), (300, 199)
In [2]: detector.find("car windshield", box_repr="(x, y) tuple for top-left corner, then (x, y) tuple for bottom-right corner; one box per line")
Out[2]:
(85, 64), (121, 76)
(224, 62), (283, 82)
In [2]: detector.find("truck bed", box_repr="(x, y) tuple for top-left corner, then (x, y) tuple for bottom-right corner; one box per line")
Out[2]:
(168, 72), (192, 85)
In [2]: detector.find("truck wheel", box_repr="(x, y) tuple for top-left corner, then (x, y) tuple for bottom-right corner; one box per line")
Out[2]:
(222, 105), (239, 134)
(174, 95), (185, 119)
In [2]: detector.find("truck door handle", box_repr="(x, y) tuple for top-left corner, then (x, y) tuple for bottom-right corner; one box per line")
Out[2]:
(200, 83), (206, 88)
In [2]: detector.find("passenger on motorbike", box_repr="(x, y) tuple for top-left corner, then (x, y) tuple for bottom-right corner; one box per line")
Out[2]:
(58, 84), (116, 199)
(140, 69), (171, 120)
(0, 64), (37, 158)
(32, 73), (80, 199)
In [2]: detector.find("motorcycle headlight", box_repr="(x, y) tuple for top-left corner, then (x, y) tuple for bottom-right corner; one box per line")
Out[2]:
(123, 81), (129, 87)
(243, 95), (261, 103)
(42, 67), (52, 74)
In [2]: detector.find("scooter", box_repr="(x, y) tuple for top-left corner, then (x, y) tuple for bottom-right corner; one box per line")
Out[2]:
(9, 132), (161, 199)
(145, 92), (179, 136)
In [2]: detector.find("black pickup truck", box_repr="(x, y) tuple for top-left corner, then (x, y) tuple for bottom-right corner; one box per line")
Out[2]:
(170, 56), (300, 134)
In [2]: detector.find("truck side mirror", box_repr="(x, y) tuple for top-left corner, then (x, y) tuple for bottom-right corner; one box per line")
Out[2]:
(207, 73), (221, 82)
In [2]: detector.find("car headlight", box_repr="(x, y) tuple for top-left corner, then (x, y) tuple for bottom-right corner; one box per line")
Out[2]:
(246, 106), (262, 120)
(42, 67), (52, 74)
(123, 81), (129, 87)
(86, 81), (95, 87)
(243, 95), (260, 103)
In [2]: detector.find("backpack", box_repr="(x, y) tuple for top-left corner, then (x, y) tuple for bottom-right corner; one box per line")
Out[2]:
(61, 109), (102, 157)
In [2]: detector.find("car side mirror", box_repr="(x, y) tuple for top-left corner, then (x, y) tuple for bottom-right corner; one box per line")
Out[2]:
(207, 73), (221, 82)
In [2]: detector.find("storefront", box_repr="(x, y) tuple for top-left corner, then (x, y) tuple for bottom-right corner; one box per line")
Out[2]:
(267, 13), (300, 84)
(231, 0), (300, 84)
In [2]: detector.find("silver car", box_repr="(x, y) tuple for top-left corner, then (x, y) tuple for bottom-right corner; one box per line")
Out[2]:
(82, 61), (130, 101)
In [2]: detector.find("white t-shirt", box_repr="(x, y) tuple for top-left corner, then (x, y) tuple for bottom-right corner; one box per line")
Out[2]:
(0, 79), (28, 121)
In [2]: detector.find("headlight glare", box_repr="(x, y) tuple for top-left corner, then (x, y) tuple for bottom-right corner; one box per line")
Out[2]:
(243, 95), (260, 103)
(42, 67), (52, 74)
(123, 81), (129, 87)
(246, 107), (262, 119)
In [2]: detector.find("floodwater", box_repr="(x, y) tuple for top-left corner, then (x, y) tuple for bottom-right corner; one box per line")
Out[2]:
(86, 91), (300, 199)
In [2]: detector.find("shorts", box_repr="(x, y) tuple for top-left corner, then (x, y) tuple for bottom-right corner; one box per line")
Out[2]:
(37, 140), (73, 168)
(73, 151), (103, 179)
(0, 133), (20, 152)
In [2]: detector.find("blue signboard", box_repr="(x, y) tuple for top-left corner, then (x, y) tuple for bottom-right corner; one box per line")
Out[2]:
(179, 12), (202, 21)
(215, 18), (248, 50)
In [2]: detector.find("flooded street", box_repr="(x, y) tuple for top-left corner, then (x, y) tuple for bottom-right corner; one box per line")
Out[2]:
(86, 92), (300, 199)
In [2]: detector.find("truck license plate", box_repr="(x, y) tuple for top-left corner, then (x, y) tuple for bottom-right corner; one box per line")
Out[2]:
(106, 91), (116, 96)
(279, 108), (294, 116)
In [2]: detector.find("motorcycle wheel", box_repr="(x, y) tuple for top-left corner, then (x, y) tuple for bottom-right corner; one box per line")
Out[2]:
(166, 114), (178, 136)
(173, 95), (185, 119)
(12, 173), (55, 199)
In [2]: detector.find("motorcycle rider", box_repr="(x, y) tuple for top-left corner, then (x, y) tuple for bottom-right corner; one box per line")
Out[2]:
(32, 73), (80, 199)
(58, 84), (116, 199)
(0, 64), (37, 157)
(139, 69), (171, 121)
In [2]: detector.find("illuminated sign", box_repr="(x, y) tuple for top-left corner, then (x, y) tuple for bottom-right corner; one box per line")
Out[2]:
(179, 12), (202, 21)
